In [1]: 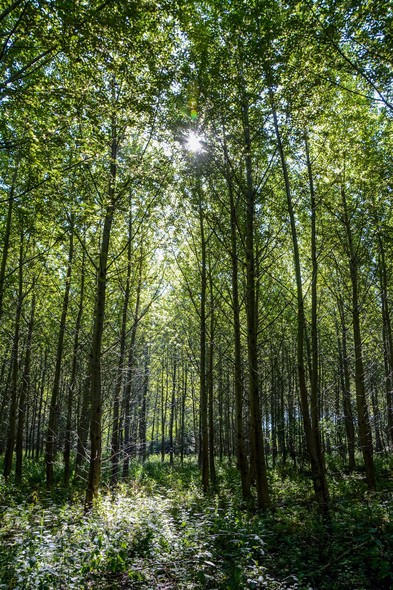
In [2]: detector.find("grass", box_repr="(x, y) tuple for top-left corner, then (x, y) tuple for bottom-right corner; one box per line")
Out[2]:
(0, 455), (392, 589)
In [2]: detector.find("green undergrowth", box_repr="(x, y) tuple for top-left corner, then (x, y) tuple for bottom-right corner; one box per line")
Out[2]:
(0, 456), (392, 589)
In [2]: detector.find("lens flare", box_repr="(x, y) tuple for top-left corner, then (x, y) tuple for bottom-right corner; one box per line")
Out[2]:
(185, 132), (204, 153)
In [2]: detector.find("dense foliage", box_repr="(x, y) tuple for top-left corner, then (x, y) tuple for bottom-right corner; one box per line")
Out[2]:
(0, 0), (392, 586)
(1, 457), (392, 589)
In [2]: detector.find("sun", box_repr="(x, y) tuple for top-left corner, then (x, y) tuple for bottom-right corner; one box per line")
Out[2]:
(185, 131), (204, 153)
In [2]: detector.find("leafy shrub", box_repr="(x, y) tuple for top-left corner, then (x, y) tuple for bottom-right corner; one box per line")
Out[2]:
(0, 456), (391, 589)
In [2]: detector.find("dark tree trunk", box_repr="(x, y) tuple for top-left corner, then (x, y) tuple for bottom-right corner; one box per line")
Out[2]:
(337, 299), (356, 471)
(207, 254), (216, 486)
(46, 221), (74, 489)
(180, 363), (187, 463)
(86, 128), (118, 506)
(150, 384), (158, 455)
(64, 250), (85, 486)
(15, 290), (35, 483)
(75, 370), (91, 471)
(198, 183), (209, 492)
(111, 212), (132, 484)
(4, 232), (24, 479)
(242, 96), (270, 508)
(224, 129), (251, 499)
(169, 354), (176, 467)
(371, 384), (383, 453)
(270, 93), (328, 514)
(160, 363), (167, 462)
(35, 350), (47, 461)
(218, 367), (224, 463)
(0, 350), (13, 455)
(0, 166), (17, 323)
(378, 236), (393, 448)
(341, 187), (376, 490)
(270, 356), (278, 468)
(122, 250), (143, 479)
(139, 344), (148, 462)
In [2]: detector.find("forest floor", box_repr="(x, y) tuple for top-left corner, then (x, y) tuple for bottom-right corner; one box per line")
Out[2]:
(0, 456), (392, 590)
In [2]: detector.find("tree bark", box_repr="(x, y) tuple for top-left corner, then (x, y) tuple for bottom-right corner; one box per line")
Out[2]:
(160, 361), (167, 462)
(4, 231), (24, 479)
(111, 212), (132, 484)
(198, 183), (209, 492)
(64, 250), (85, 486)
(337, 298), (356, 471)
(242, 96), (270, 508)
(207, 250), (216, 485)
(224, 130), (251, 499)
(270, 92), (328, 514)
(378, 236), (393, 448)
(85, 127), (118, 506)
(180, 363), (187, 463)
(35, 350), (47, 461)
(15, 289), (35, 483)
(0, 346), (13, 455)
(341, 187), (376, 490)
(46, 220), (74, 489)
(122, 249), (143, 478)
(139, 344), (148, 462)
(75, 370), (90, 471)
(0, 166), (18, 323)
(169, 354), (176, 466)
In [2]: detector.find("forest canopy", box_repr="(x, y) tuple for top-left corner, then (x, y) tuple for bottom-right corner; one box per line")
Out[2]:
(0, 0), (392, 588)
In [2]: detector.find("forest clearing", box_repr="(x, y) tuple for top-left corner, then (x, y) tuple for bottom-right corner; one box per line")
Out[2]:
(0, 0), (392, 587)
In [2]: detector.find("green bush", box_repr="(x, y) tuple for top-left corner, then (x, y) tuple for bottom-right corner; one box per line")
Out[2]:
(0, 456), (391, 589)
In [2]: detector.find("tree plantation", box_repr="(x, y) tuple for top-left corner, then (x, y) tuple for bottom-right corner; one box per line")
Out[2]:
(0, 0), (392, 588)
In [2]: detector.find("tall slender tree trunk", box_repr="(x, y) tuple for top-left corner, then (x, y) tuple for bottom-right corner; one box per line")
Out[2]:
(218, 366), (224, 462)
(4, 232), (24, 479)
(270, 93), (328, 514)
(180, 363), (187, 463)
(337, 299), (356, 471)
(0, 166), (18, 323)
(111, 212), (132, 484)
(46, 220), (74, 489)
(242, 96), (270, 508)
(224, 128), (251, 497)
(371, 384), (383, 452)
(151, 384), (158, 455)
(306, 137), (321, 439)
(198, 183), (209, 492)
(35, 350), (47, 461)
(0, 356), (13, 455)
(191, 376), (198, 456)
(75, 370), (91, 471)
(15, 289), (35, 483)
(122, 250), (143, 479)
(306, 134), (329, 502)
(341, 187), (376, 490)
(27, 363), (38, 460)
(86, 129), (118, 506)
(131, 378), (140, 459)
(139, 344), (148, 462)
(208, 261), (216, 486)
(287, 354), (297, 468)
(378, 236), (393, 448)
(169, 354), (176, 466)
(122, 342), (135, 475)
(160, 362), (167, 462)
(64, 250), (85, 486)
(270, 356), (278, 468)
